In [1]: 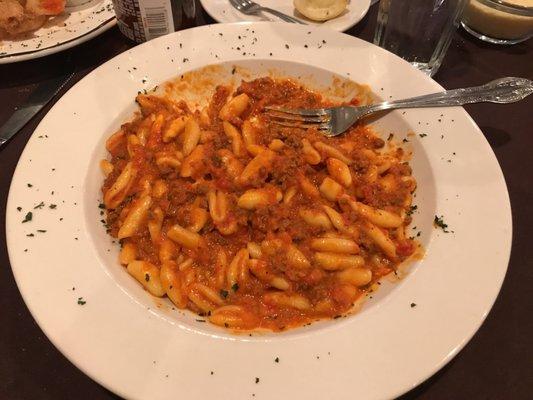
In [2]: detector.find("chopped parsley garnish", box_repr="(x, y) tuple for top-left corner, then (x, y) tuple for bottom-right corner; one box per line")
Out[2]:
(37, 230), (47, 233)
(145, 273), (150, 282)
(22, 212), (33, 223)
(410, 303), (417, 308)
(419, 133), (428, 138)
(220, 289), (229, 299)
(49, 204), (57, 209)
(255, 377), (260, 384)
(387, 133), (394, 141)
(274, 357), (279, 363)
(231, 283), (239, 292)
(433, 215), (450, 233)
(98, 203), (106, 209)
(406, 205), (418, 216)
(26, 233), (34, 237)
(77, 297), (86, 305)
(33, 202), (45, 209)
(27, 183), (33, 187)
(402, 138), (409, 143)
(17, 207), (22, 212)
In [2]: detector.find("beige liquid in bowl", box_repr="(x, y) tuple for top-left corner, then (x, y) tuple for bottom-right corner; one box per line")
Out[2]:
(463, 0), (533, 40)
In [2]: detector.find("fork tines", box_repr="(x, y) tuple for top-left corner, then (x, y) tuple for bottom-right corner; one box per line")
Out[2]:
(265, 106), (331, 130)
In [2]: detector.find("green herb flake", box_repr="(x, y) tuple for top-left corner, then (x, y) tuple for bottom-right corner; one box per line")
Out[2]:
(410, 303), (417, 308)
(406, 205), (418, 216)
(145, 273), (150, 282)
(419, 133), (428, 138)
(274, 357), (279, 363)
(26, 233), (34, 237)
(27, 183), (33, 187)
(98, 203), (106, 209)
(22, 212), (33, 223)
(37, 230), (47, 233)
(49, 204), (57, 209)
(220, 289), (229, 299)
(255, 377), (260, 384)
(77, 297), (86, 305)
(231, 283), (239, 292)
(33, 202), (45, 209)
(433, 215), (450, 233)
(17, 207), (22, 212)
(387, 133), (394, 141)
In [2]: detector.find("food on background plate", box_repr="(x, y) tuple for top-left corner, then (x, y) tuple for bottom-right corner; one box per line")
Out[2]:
(100, 75), (418, 332)
(0, 0), (65, 37)
(294, 0), (348, 21)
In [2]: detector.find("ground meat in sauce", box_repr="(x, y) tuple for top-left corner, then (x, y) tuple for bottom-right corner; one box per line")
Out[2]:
(101, 77), (417, 331)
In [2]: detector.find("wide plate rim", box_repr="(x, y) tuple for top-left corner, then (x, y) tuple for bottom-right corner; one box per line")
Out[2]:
(6, 21), (512, 400)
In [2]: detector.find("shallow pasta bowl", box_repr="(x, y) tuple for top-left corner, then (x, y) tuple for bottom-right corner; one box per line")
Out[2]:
(6, 22), (511, 400)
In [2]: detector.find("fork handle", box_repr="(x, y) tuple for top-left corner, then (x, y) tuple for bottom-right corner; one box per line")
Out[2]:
(259, 7), (307, 24)
(367, 77), (533, 113)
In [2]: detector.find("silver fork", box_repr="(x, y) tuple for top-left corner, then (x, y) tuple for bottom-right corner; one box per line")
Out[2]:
(266, 77), (533, 137)
(229, 0), (306, 24)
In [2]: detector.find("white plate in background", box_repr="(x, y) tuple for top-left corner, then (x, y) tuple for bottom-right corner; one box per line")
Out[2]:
(0, 0), (115, 64)
(6, 22), (511, 400)
(200, 0), (371, 32)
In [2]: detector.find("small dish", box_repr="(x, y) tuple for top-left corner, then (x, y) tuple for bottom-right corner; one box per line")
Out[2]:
(461, 0), (533, 45)
(199, 0), (371, 32)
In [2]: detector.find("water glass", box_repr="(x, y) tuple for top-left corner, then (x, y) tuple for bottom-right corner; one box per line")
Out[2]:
(374, 0), (467, 76)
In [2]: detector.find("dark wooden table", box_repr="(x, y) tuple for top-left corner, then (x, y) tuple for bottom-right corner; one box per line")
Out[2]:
(1, 4), (532, 400)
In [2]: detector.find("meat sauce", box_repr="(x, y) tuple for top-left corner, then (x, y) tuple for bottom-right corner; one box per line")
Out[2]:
(102, 77), (417, 331)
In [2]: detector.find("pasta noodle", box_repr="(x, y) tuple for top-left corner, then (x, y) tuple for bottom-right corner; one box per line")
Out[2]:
(100, 76), (417, 331)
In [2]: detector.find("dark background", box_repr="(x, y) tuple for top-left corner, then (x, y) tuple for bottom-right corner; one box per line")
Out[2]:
(1, 3), (532, 399)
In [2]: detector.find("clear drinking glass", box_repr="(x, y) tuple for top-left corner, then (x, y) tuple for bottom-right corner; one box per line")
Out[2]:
(374, 0), (468, 76)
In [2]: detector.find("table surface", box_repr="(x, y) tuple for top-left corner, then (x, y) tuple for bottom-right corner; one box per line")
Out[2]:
(1, 3), (532, 400)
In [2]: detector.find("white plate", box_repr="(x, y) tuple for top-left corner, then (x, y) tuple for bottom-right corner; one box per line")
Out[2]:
(200, 0), (371, 32)
(0, 0), (115, 64)
(6, 22), (511, 400)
